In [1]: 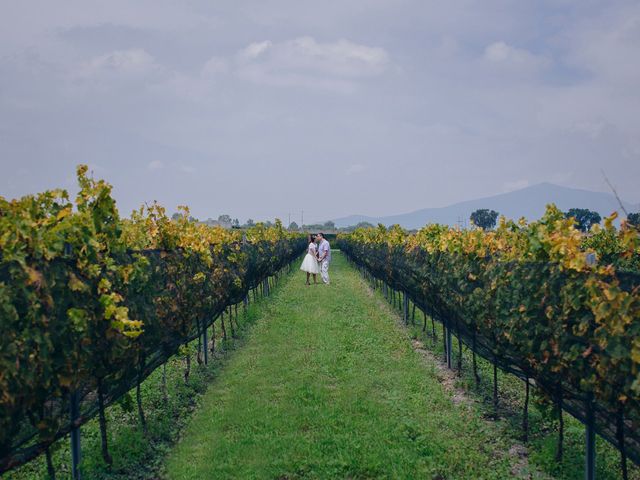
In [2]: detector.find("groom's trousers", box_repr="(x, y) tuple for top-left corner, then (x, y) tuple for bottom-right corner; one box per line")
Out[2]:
(320, 259), (330, 284)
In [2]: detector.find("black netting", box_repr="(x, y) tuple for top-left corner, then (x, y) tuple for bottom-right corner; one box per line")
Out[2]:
(339, 239), (640, 466)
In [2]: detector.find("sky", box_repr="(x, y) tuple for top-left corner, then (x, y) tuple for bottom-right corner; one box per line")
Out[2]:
(1, 1), (639, 224)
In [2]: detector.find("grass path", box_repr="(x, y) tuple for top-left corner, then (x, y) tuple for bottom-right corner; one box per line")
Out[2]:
(164, 252), (522, 479)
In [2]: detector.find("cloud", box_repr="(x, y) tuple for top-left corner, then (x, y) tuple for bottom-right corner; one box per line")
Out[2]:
(147, 160), (195, 174)
(1, 1), (639, 220)
(67, 47), (170, 97)
(201, 56), (229, 76)
(502, 179), (529, 192)
(346, 163), (366, 175)
(483, 41), (549, 70)
(80, 48), (159, 77)
(147, 160), (164, 170)
(285, 37), (389, 76)
(435, 35), (459, 58)
(235, 36), (390, 91)
(564, 9), (640, 87)
(550, 172), (574, 185)
(569, 119), (608, 139)
(240, 41), (273, 59)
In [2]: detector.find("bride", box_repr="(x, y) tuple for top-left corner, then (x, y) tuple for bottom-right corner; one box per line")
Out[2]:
(300, 234), (320, 285)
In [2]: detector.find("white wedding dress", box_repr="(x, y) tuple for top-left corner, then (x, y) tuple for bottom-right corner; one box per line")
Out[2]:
(300, 242), (320, 274)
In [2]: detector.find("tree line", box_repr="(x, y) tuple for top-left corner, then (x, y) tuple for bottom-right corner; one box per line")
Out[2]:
(470, 208), (640, 232)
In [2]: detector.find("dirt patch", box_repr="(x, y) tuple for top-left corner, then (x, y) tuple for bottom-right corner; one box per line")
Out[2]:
(360, 280), (375, 298)
(365, 280), (472, 409)
(411, 339), (469, 407)
(509, 443), (533, 479)
(409, 329), (543, 479)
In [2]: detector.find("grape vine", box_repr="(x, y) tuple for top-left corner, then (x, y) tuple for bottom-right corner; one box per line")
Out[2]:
(0, 166), (305, 473)
(338, 206), (640, 470)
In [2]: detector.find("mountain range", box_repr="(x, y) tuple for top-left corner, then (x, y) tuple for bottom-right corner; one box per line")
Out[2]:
(332, 183), (639, 229)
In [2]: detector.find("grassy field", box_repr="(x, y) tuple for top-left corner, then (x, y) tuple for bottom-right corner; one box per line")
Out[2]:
(164, 252), (528, 479)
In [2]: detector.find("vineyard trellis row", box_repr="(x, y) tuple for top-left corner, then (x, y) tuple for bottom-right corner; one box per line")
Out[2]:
(0, 166), (306, 475)
(337, 208), (640, 480)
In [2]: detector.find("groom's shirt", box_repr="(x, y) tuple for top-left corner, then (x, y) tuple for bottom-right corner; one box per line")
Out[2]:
(319, 239), (331, 262)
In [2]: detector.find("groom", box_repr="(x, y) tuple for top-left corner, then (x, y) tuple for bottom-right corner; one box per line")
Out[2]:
(316, 233), (331, 285)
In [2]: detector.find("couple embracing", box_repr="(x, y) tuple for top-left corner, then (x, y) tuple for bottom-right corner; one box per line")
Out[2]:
(300, 233), (331, 285)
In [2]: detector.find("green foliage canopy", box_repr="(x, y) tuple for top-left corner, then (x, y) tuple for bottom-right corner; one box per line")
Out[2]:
(470, 209), (499, 230)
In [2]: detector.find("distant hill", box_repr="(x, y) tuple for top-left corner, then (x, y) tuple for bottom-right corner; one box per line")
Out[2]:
(333, 183), (640, 229)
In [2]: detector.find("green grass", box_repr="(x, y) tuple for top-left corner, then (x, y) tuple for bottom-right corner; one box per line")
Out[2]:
(164, 252), (522, 479)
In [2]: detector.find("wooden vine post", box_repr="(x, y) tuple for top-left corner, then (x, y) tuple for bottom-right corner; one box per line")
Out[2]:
(96, 379), (112, 466)
(70, 390), (81, 480)
(203, 322), (209, 365)
(220, 311), (227, 341)
(585, 392), (595, 480)
(446, 322), (453, 369)
(522, 376), (530, 442)
(136, 353), (148, 435)
(442, 321), (447, 363)
(228, 306), (236, 338)
(403, 292), (409, 325)
(162, 363), (168, 404)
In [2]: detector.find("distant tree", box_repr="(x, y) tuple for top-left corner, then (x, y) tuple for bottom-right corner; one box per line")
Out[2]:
(565, 208), (601, 232)
(232, 218), (240, 227)
(323, 220), (336, 230)
(245, 218), (255, 227)
(172, 212), (197, 222)
(289, 221), (299, 231)
(202, 217), (219, 226)
(470, 209), (499, 230)
(355, 221), (375, 229)
(340, 221), (375, 233)
(218, 214), (232, 224)
(302, 223), (320, 231)
(627, 212), (640, 227)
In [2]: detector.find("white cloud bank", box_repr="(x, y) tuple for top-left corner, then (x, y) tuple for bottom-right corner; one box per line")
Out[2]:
(240, 40), (273, 60)
(235, 36), (390, 91)
(502, 179), (530, 192)
(147, 160), (164, 170)
(79, 48), (160, 78)
(1, 1), (639, 221)
(346, 163), (366, 175)
(482, 41), (550, 72)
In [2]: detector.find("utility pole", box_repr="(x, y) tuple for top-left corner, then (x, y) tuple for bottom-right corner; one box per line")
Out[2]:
(288, 213), (291, 228)
(301, 210), (304, 229)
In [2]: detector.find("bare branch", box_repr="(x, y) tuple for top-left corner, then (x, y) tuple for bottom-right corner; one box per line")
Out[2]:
(601, 169), (629, 217)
